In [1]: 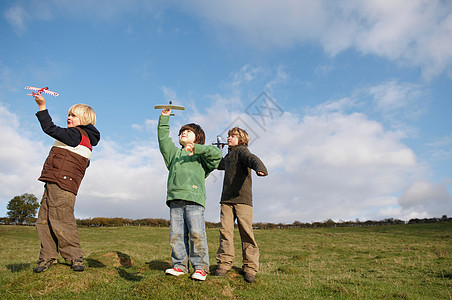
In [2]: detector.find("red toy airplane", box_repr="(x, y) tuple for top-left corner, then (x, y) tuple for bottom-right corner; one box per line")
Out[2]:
(25, 86), (59, 97)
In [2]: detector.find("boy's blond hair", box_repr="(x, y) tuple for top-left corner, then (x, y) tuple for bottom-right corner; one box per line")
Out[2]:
(68, 104), (96, 125)
(228, 127), (249, 146)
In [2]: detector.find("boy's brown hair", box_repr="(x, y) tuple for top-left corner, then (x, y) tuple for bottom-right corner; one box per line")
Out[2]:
(228, 127), (249, 146)
(68, 104), (96, 125)
(179, 123), (205, 145)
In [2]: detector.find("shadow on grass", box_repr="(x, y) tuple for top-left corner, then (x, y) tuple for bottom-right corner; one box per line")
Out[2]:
(86, 258), (106, 268)
(117, 267), (143, 282)
(146, 260), (171, 271)
(6, 263), (31, 273)
(208, 265), (244, 276)
(439, 272), (452, 279)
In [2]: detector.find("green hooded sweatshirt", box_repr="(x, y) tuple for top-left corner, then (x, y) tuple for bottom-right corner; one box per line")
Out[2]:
(158, 115), (222, 207)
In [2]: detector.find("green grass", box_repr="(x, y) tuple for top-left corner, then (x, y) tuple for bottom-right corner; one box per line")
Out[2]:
(0, 223), (451, 299)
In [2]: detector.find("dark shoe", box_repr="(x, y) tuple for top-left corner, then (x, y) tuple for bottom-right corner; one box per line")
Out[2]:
(33, 258), (57, 273)
(244, 272), (255, 283)
(71, 258), (85, 272)
(214, 268), (228, 277)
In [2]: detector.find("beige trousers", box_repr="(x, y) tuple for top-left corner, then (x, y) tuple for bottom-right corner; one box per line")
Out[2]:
(215, 203), (259, 275)
(36, 183), (83, 261)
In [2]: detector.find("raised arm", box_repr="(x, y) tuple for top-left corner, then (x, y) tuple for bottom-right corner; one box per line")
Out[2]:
(157, 114), (178, 168)
(36, 110), (82, 147)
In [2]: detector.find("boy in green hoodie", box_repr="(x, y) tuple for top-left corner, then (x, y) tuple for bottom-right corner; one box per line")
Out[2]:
(158, 108), (222, 281)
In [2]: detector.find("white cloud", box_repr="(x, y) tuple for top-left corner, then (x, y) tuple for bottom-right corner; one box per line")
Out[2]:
(364, 79), (428, 132)
(398, 181), (452, 217)
(353, 0), (452, 79)
(0, 103), (47, 215)
(246, 109), (423, 222)
(232, 65), (262, 88)
(265, 66), (289, 91)
(368, 80), (423, 112)
(178, 0), (452, 79)
(76, 139), (169, 219)
(307, 97), (357, 115)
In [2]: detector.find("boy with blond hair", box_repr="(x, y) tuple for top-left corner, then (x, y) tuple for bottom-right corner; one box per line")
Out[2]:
(215, 127), (267, 283)
(33, 93), (100, 273)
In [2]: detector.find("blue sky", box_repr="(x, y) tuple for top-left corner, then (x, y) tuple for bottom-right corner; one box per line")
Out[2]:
(1, 0), (451, 223)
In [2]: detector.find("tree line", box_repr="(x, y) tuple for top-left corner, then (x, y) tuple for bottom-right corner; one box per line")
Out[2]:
(2, 193), (451, 228)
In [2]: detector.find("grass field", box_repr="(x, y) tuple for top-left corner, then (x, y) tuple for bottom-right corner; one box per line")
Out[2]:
(0, 222), (451, 299)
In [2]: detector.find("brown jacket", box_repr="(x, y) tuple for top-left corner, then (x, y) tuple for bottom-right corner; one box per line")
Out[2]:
(38, 128), (92, 195)
(218, 145), (268, 206)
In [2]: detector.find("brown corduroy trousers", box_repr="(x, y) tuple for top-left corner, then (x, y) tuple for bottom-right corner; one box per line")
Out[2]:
(215, 203), (259, 275)
(36, 183), (83, 261)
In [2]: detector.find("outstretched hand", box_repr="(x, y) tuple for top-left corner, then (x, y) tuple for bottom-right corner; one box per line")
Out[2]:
(162, 108), (172, 116)
(184, 142), (195, 156)
(33, 93), (46, 111)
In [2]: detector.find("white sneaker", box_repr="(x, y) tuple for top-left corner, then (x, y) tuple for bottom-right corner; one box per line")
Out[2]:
(191, 269), (207, 281)
(165, 267), (185, 276)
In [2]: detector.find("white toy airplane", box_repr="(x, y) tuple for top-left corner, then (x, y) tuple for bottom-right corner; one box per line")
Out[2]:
(25, 86), (59, 97)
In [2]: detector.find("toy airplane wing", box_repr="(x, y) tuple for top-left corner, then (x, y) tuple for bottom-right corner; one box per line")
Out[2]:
(154, 101), (185, 115)
(25, 86), (59, 97)
(41, 89), (59, 97)
(25, 86), (41, 91)
(154, 104), (185, 111)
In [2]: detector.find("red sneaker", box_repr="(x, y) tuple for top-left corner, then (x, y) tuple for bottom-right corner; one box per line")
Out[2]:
(191, 269), (207, 281)
(165, 267), (185, 276)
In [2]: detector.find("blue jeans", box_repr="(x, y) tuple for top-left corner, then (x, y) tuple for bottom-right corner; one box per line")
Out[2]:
(169, 200), (209, 272)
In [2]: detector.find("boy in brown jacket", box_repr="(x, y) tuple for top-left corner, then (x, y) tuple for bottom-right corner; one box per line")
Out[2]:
(214, 127), (267, 283)
(32, 93), (100, 273)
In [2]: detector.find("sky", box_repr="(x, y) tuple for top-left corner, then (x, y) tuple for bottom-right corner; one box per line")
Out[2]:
(1, 0), (451, 224)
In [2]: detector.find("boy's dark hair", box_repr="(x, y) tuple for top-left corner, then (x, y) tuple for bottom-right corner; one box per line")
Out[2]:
(179, 123), (205, 145)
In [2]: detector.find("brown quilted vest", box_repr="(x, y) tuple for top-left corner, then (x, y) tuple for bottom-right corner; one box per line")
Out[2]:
(38, 128), (92, 195)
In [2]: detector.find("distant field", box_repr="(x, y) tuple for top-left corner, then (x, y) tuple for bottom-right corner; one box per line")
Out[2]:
(0, 222), (451, 299)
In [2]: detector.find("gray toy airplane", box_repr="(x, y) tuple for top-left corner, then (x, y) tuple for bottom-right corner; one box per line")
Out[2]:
(212, 135), (228, 149)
